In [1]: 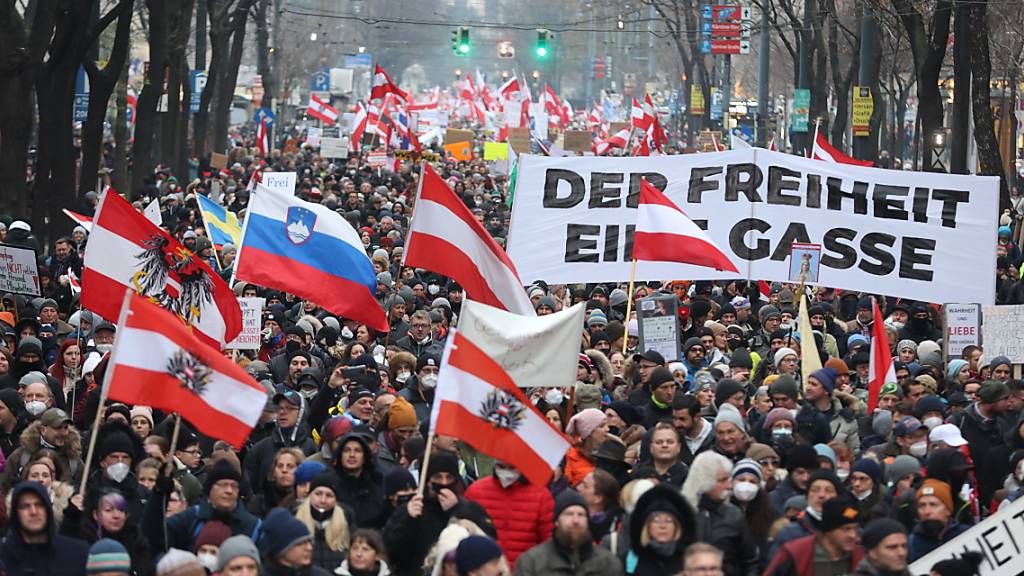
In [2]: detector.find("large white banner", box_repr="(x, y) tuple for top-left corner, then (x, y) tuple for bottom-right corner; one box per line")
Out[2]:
(908, 494), (1024, 575)
(506, 150), (999, 304)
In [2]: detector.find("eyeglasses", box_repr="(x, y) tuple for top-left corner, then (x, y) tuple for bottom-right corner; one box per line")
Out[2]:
(686, 566), (724, 575)
(757, 458), (780, 467)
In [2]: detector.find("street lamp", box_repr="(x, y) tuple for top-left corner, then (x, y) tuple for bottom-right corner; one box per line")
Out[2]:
(309, 32), (317, 42)
(929, 128), (948, 172)
(531, 70), (540, 80)
(501, 71), (509, 80)
(454, 68), (462, 79)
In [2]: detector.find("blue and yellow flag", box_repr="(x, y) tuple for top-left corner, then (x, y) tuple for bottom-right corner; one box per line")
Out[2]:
(197, 194), (241, 248)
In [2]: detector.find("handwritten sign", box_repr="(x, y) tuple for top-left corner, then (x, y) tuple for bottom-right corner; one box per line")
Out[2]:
(0, 244), (40, 296)
(909, 493), (1024, 575)
(982, 305), (1024, 364)
(638, 295), (680, 362)
(259, 172), (297, 195)
(225, 297), (264, 350)
(945, 303), (981, 359)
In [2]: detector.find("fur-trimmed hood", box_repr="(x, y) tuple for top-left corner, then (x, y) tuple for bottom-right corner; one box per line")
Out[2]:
(19, 420), (83, 460)
(586, 349), (615, 389)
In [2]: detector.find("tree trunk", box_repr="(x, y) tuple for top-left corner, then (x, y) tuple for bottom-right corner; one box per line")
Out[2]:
(0, 1), (33, 217)
(968, 0), (1008, 203)
(130, 0), (168, 195)
(208, 0), (255, 154)
(255, 0), (274, 105)
(162, 0), (194, 182)
(112, 60), (129, 193)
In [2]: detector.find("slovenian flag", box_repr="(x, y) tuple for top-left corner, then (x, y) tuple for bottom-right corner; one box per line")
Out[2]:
(235, 186), (388, 332)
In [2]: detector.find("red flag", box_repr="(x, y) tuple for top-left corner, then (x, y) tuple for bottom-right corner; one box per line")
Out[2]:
(405, 164), (534, 316)
(307, 93), (339, 125)
(370, 64), (408, 102)
(593, 127), (631, 155)
(633, 179), (739, 273)
(82, 191), (243, 347)
(63, 208), (93, 232)
(812, 131), (874, 166)
(867, 298), (896, 414)
(256, 115), (270, 157)
(104, 294), (267, 448)
(430, 330), (571, 487)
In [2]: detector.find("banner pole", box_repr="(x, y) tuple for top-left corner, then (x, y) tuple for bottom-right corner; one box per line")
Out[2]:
(622, 258), (638, 355)
(417, 433), (435, 496)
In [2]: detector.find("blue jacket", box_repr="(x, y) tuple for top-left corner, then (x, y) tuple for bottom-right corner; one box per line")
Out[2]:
(908, 521), (970, 562)
(143, 493), (262, 555)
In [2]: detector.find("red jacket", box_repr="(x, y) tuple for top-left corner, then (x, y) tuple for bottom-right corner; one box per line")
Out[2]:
(465, 476), (554, 567)
(763, 533), (864, 576)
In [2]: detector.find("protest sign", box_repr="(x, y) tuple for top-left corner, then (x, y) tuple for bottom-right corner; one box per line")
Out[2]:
(367, 151), (388, 168)
(260, 172), (297, 194)
(563, 130), (593, 153)
(444, 128), (474, 145)
(507, 128), (532, 153)
(209, 152), (228, 170)
(320, 137), (348, 159)
(457, 299), (584, 388)
(0, 244), (40, 296)
(944, 303), (981, 359)
(306, 127), (322, 148)
(982, 305), (1024, 363)
(506, 150), (999, 305)
(637, 295), (680, 362)
(484, 142), (509, 160)
(225, 297), (265, 350)
(908, 494), (1024, 576)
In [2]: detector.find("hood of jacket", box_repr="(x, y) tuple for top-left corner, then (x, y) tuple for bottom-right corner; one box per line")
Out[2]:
(585, 349), (615, 390)
(19, 419), (83, 459)
(629, 484), (697, 553)
(9, 481), (56, 545)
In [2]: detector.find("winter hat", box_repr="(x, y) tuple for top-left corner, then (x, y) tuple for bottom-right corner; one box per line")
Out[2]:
(758, 305), (781, 323)
(608, 401), (642, 427)
(554, 489), (588, 519)
(746, 443), (779, 463)
(946, 359), (968, 379)
(915, 395), (945, 419)
(575, 384), (603, 411)
(763, 407), (796, 431)
(773, 347), (797, 367)
(714, 378), (745, 407)
(87, 538), (131, 574)
(195, 520), (232, 551)
(786, 444), (820, 472)
(96, 430), (136, 462)
(713, 403), (747, 434)
(819, 497), (860, 532)
(732, 458), (763, 482)
(814, 444), (837, 468)
(932, 552), (984, 576)
(916, 340), (941, 360)
(810, 368), (838, 394)
(455, 535), (504, 574)
(917, 479), (954, 513)
(259, 508), (313, 560)
(216, 535), (261, 573)
(426, 451), (461, 480)
(566, 408), (606, 440)
(730, 348), (753, 370)
(861, 518), (906, 550)
(885, 455), (921, 484)
(0, 388), (24, 415)
(387, 397), (418, 430)
(383, 468), (417, 497)
(852, 458), (883, 485)
(293, 461), (327, 486)
(203, 458), (242, 495)
(824, 358), (849, 375)
(17, 371), (46, 388)
(978, 380), (1011, 404)
(990, 356), (1013, 374)
(846, 334), (868, 349)
(308, 472), (339, 498)
(535, 296), (557, 312)
(128, 405), (154, 429)
(155, 548), (204, 576)
(587, 310), (608, 328)
(768, 375), (800, 401)
(896, 339), (917, 354)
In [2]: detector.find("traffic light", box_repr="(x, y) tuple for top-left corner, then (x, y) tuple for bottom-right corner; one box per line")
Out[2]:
(498, 41), (515, 59)
(452, 26), (471, 55)
(535, 29), (552, 58)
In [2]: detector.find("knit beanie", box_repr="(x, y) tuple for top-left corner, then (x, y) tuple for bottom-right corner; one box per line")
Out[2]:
(808, 469), (844, 496)
(946, 359), (968, 379)
(129, 405), (154, 428)
(785, 444), (820, 472)
(203, 458), (242, 495)
(714, 378), (745, 407)
(426, 451), (461, 480)
(917, 479), (954, 513)
(308, 471), (339, 498)
(762, 407), (796, 431)
(861, 518), (906, 550)
(885, 455), (922, 484)
(87, 538), (131, 574)
(293, 461), (328, 486)
(0, 388), (24, 415)
(554, 489), (588, 519)
(96, 430), (136, 462)
(258, 508), (312, 560)
(383, 468), (418, 497)
(455, 535), (504, 574)
(768, 375), (800, 401)
(852, 458), (883, 485)
(566, 409), (606, 440)
(387, 397), (418, 430)
(810, 367), (838, 394)
(731, 458), (763, 482)
(608, 401), (642, 427)
(216, 535), (262, 573)
(773, 347), (797, 367)
(713, 403), (747, 434)
(824, 358), (849, 375)
(819, 497), (860, 532)
(195, 521), (231, 551)
(156, 549), (204, 576)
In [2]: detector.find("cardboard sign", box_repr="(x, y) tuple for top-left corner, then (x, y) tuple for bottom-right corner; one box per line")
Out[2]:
(944, 303), (981, 359)
(225, 297), (265, 350)
(909, 494), (1024, 575)
(506, 151), (1000, 305)
(563, 130), (593, 153)
(210, 152), (228, 170)
(637, 295), (680, 362)
(320, 137), (349, 159)
(444, 129), (474, 145)
(483, 142), (509, 161)
(0, 244), (40, 296)
(609, 122), (630, 134)
(507, 128), (532, 154)
(367, 151), (388, 168)
(982, 305), (1024, 363)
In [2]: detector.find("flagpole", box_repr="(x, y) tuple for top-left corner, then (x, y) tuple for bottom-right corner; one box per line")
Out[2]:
(167, 414), (183, 464)
(808, 119), (820, 159)
(79, 288), (133, 496)
(621, 258), (638, 355)
(228, 187), (257, 288)
(417, 431), (435, 495)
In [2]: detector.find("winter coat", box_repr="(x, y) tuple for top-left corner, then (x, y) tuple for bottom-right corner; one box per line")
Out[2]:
(949, 403), (1005, 500)
(60, 511), (155, 576)
(640, 396), (672, 429)
(564, 446), (595, 487)
(0, 419), (83, 490)
(763, 533), (864, 576)
(396, 380), (433, 424)
(393, 334), (443, 358)
(514, 538), (625, 576)
(333, 440), (386, 528)
(853, 556), (911, 576)
(310, 522), (349, 572)
(334, 559), (391, 576)
(768, 475), (803, 517)
(693, 495), (759, 576)
(767, 511), (820, 559)
(382, 497), (492, 576)
(465, 476), (554, 566)
(908, 521), (970, 562)
(143, 494), (262, 555)
(826, 393), (862, 456)
(0, 482), (89, 576)
(245, 424), (317, 494)
(625, 485), (696, 576)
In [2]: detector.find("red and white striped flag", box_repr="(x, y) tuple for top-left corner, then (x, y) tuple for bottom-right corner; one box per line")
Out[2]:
(307, 93), (339, 125)
(430, 329), (570, 486)
(104, 293), (267, 448)
(82, 190), (242, 347)
(867, 298), (896, 414)
(256, 115), (270, 157)
(63, 209), (93, 232)
(633, 179), (739, 273)
(68, 269), (82, 296)
(593, 127), (631, 156)
(405, 164), (534, 316)
(812, 130), (873, 166)
(350, 102), (368, 151)
(370, 64), (408, 102)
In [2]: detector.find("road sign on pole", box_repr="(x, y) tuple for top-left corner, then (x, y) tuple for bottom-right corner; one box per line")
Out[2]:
(310, 68), (330, 92)
(792, 89), (811, 132)
(190, 70), (208, 114)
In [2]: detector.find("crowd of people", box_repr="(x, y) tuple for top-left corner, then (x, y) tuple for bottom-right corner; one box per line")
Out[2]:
(0, 138), (1013, 576)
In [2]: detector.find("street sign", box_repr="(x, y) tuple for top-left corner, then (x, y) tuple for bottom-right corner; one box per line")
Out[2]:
(190, 70), (208, 114)
(792, 89), (811, 132)
(852, 85), (872, 136)
(344, 54), (373, 69)
(710, 88), (723, 120)
(701, 39), (751, 54)
(254, 107), (275, 127)
(310, 68), (330, 92)
(690, 85), (705, 116)
(703, 5), (744, 21)
(702, 21), (744, 36)
(74, 66), (89, 122)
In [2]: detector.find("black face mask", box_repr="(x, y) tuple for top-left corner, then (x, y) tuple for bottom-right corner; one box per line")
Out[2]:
(286, 340), (300, 354)
(395, 493), (414, 506)
(430, 482), (455, 495)
(311, 507), (333, 522)
(607, 426), (621, 437)
(920, 519), (946, 540)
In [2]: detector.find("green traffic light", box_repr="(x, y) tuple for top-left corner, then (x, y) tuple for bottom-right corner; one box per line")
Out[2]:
(536, 46), (548, 57)
(459, 43), (470, 54)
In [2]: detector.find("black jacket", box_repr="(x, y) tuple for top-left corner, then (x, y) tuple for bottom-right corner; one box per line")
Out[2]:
(694, 495), (760, 576)
(626, 485), (696, 576)
(332, 434), (386, 529)
(0, 482), (90, 575)
(383, 497), (491, 576)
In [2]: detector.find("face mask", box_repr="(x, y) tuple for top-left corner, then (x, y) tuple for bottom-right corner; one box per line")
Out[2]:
(772, 428), (793, 442)
(25, 401), (46, 417)
(299, 388), (317, 400)
(421, 374), (438, 389)
(430, 482), (455, 495)
(428, 284), (440, 295)
(311, 507), (333, 522)
(909, 441), (928, 458)
(923, 416), (944, 430)
(286, 340), (300, 353)
(544, 389), (564, 406)
(396, 493), (414, 506)
(608, 425), (621, 437)
(733, 481), (759, 502)
(396, 371), (411, 384)
(805, 505), (822, 521)
(95, 344), (113, 354)
(341, 326), (354, 340)
(921, 519), (946, 540)
(855, 488), (873, 501)
(495, 468), (521, 488)
(836, 469), (850, 482)
(198, 553), (218, 572)
(106, 462), (130, 483)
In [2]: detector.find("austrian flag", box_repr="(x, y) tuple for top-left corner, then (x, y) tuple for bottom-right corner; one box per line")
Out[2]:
(307, 94), (339, 125)
(430, 330), (570, 487)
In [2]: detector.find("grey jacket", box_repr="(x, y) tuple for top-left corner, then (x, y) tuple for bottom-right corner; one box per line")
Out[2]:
(514, 539), (625, 576)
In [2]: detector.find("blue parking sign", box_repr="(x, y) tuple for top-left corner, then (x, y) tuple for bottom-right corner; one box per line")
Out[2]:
(310, 68), (330, 92)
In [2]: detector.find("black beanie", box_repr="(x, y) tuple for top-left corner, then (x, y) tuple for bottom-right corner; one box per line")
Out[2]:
(861, 518), (906, 550)
(819, 497), (859, 532)
(786, 444), (821, 472)
(97, 431), (136, 462)
(426, 451), (460, 481)
(554, 489), (588, 519)
(808, 469), (845, 496)
(204, 459), (242, 494)
(730, 348), (753, 370)
(0, 388), (24, 415)
(649, 367), (674, 388)
(714, 378), (745, 407)
(383, 468), (417, 497)
(308, 471), (339, 497)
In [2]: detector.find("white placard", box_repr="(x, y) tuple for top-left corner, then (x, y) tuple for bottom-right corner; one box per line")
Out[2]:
(506, 150), (999, 305)
(320, 137), (349, 159)
(260, 172), (297, 195)
(225, 297), (264, 350)
(0, 244), (40, 296)
(944, 303), (981, 359)
(909, 494), (1024, 575)
(306, 127), (322, 148)
(982, 305), (1024, 364)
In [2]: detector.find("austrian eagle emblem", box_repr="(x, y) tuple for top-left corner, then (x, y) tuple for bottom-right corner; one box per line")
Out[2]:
(131, 234), (214, 326)
(166, 349), (212, 396)
(478, 389), (527, 431)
